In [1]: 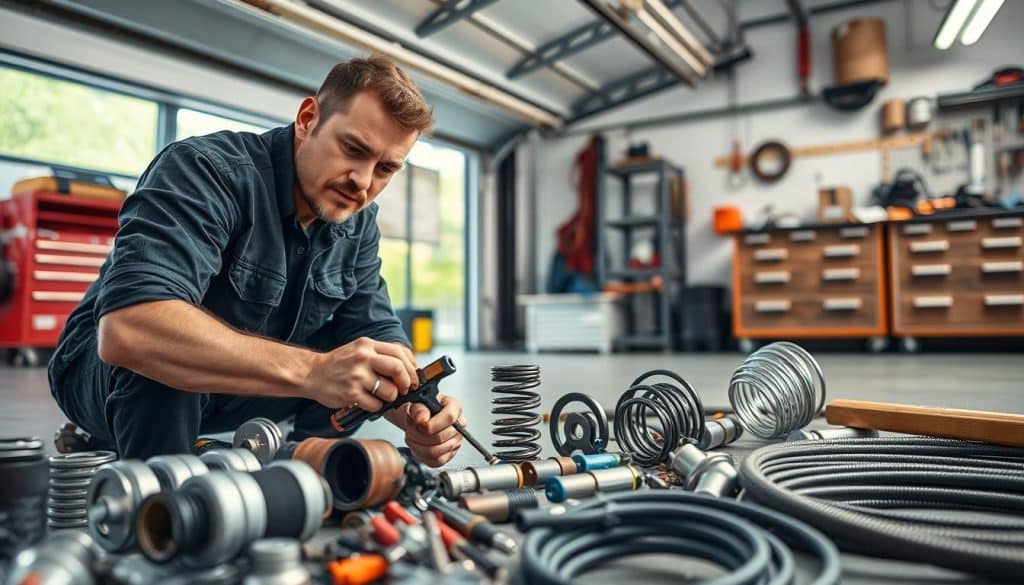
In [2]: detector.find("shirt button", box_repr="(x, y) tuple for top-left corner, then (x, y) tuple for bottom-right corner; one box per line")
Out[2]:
(296, 246), (306, 255)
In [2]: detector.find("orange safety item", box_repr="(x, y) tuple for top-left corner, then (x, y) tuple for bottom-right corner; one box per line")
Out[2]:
(327, 554), (389, 585)
(369, 516), (400, 547)
(713, 205), (744, 235)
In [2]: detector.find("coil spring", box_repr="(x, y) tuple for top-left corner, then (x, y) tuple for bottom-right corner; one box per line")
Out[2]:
(490, 365), (542, 463)
(728, 341), (826, 439)
(613, 370), (705, 467)
(48, 451), (117, 529)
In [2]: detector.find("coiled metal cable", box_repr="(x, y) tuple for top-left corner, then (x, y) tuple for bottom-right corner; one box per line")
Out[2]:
(491, 365), (542, 463)
(739, 437), (1024, 580)
(613, 370), (704, 467)
(518, 490), (841, 585)
(728, 342), (825, 439)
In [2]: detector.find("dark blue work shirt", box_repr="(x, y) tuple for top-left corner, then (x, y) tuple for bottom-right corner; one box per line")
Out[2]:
(50, 124), (408, 384)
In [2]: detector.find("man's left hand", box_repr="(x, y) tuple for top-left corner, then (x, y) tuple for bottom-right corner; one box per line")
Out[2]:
(387, 395), (465, 467)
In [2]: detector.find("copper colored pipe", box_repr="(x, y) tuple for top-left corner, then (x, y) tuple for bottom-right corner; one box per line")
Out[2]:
(288, 438), (405, 511)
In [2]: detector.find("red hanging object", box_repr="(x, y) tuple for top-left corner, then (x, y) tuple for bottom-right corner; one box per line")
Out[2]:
(555, 135), (603, 277)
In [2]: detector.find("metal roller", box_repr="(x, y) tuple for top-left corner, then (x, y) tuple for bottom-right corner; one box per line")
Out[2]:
(243, 538), (311, 585)
(520, 457), (577, 487)
(199, 448), (262, 472)
(146, 454), (209, 490)
(699, 416), (744, 450)
(233, 418), (283, 465)
(439, 464), (523, 499)
(87, 461), (162, 552)
(545, 466), (643, 503)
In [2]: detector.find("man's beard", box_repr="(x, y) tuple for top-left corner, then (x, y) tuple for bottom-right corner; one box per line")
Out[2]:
(301, 182), (362, 224)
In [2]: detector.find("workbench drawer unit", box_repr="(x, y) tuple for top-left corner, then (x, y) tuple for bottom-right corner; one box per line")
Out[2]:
(889, 212), (1024, 337)
(0, 190), (119, 351)
(732, 224), (887, 339)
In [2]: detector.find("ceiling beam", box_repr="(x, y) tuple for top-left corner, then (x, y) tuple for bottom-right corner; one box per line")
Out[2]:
(569, 66), (677, 123)
(415, 0), (501, 37)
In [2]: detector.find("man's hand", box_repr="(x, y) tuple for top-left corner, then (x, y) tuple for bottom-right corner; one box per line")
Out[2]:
(304, 337), (418, 411)
(386, 395), (465, 467)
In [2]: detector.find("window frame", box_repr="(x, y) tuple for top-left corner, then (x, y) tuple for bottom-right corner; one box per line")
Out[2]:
(1, 49), (478, 348)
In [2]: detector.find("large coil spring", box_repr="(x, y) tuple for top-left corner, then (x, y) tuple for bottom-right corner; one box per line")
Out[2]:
(728, 341), (826, 439)
(491, 365), (542, 463)
(614, 370), (705, 467)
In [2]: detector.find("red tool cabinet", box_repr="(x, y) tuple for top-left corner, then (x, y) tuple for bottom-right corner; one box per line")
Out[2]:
(0, 189), (121, 366)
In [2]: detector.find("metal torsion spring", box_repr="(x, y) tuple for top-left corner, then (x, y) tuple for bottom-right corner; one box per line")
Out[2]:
(729, 341), (826, 439)
(48, 451), (117, 530)
(614, 370), (705, 467)
(491, 365), (543, 463)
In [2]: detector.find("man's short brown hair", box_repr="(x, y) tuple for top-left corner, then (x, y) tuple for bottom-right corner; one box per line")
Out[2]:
(316, 55), (433, 133)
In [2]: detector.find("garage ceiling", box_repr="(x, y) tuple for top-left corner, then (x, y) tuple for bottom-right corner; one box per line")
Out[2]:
(18, 0), (885, 151)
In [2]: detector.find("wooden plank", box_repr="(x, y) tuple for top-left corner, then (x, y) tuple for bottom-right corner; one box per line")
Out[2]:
(825, 399), (1024, 447)
(714, 132), (933, 168)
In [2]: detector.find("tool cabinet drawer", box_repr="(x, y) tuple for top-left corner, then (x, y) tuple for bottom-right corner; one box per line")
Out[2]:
(896, 293), (1024, 332)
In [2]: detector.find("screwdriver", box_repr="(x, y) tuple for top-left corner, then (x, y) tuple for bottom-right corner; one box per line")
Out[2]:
(434, 512), (503, 578)
(330, 355), (498, 464)
(429, 498), (517, 554)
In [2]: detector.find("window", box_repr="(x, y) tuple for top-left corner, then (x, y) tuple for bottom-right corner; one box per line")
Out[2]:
(0, 66), (157, 176)
(375, 139), (466, 346)
(175, 108), (268, 140)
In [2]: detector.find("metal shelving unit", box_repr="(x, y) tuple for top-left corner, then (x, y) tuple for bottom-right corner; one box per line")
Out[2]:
(597, 158), (687, 351)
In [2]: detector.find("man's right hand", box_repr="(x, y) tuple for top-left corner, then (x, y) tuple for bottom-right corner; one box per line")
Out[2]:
(304, 337), (418, 411)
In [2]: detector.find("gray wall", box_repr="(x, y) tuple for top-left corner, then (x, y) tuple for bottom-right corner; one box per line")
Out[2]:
(528, 0), (1024, 289)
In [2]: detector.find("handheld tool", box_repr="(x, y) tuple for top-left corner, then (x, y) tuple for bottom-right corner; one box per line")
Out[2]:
(330, 356), (498, 464)
(428, 498), (517, 554)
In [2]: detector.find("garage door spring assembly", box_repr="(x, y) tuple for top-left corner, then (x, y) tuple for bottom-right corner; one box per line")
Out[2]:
(729, 341), (826, 439)
(47, 451), (117, 530)
(490, 364), (543, 463)
(613, 370), (705, 467)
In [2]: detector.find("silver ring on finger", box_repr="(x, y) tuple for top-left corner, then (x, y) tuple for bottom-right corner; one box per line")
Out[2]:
(370, 377), (381, 397)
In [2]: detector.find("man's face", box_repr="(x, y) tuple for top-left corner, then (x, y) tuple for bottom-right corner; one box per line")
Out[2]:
(293, 91), (419, 225)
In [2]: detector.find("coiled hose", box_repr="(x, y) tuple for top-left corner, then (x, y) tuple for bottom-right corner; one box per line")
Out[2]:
(518, 490), (841, 585)
(739, 437), (1024, 580)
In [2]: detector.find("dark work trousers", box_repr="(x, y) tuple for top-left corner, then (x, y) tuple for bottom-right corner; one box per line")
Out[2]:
(49, 336), (343, 458)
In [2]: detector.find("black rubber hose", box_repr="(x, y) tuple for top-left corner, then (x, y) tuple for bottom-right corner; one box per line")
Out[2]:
(518, 490), (841, 585)
(739, 437), (1024, 581)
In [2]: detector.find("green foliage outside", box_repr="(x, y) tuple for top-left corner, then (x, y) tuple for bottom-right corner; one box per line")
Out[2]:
(0, 67), (156, 176)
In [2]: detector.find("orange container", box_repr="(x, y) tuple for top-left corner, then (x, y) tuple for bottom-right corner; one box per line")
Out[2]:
(713, 205), (743, 234)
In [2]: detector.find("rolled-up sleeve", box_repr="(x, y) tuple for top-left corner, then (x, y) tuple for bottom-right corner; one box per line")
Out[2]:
(94, 143), (236, 322)
(333, 206), (409, 347)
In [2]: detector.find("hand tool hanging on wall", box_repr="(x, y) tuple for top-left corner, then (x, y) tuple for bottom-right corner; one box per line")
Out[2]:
(329, 356), (498, 464)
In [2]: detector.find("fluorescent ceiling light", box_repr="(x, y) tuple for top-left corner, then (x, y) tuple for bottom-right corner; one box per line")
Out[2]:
(960, 0), (1004, 45)
(933, 0), (977, 50)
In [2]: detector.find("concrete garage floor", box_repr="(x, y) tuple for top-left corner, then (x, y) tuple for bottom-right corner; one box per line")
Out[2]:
(2, 350), (1023, 583)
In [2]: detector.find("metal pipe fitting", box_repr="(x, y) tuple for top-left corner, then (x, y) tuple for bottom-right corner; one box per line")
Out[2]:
(199, 448), (262, 472)
(520, 457), (576, 486)
(439, 463), (523, 499)
(243, 538), (311, 585)
(786, 427), (880, 442)
(571, 452), (626, 472)
(146, 454), (209, 490)
(285, 438), (406, 511)
(87, 455), (209, 553)
(5, 530), (95, 585)
(669, 444), (738, 498)
(545, 466), (643, 503)
(136, 461), (329, 568)
(234, 418), (284, 465)
(459, 489), (540, 523)
(699, 416), (744, 450)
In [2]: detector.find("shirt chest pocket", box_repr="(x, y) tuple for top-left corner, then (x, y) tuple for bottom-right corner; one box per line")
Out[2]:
(312, 268), (357, 318)
(224, 261), (286, 332)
